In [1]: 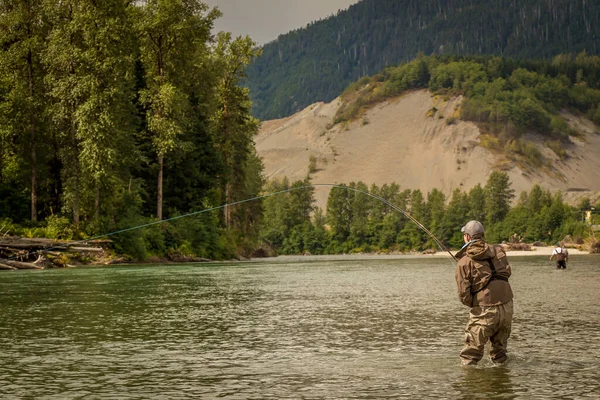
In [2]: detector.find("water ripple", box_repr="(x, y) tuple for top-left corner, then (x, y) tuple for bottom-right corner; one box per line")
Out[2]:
(1, 256), (599, 398)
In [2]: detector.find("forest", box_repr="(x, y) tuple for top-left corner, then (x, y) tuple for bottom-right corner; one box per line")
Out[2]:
(260, 174), (600, 256)
(0, 0), (264, 260)
(247, 0), (600, 120)
(2, 1), (600, 262)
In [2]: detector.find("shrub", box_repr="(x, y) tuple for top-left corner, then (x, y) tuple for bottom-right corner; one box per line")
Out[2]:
(426, 106), (437, 118)
(479, 134), (502, 151)
(45, 215), (74, 240)
(547, 140), (567, 160)
(308, 155), (317, 173)
(506, 138), (545, 167)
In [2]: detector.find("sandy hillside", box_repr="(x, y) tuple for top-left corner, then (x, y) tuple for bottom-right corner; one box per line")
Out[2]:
(255, 90), (600, 209)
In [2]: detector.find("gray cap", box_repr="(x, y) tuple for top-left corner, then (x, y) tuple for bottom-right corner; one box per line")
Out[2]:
(461, 220), (485, 237)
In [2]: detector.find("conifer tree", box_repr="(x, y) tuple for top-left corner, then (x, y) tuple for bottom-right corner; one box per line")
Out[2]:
(484, 171), (515, 226)
(443, 188), (471, 247)
(468, 184), (486, 222)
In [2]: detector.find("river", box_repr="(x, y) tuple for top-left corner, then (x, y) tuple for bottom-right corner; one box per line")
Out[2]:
(1, 255), (599, 399)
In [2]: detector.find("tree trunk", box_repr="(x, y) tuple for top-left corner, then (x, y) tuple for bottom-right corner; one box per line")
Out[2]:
(0, 131), (3, 183)
(28, 50), (37, 222)
(224, 182), (231, 227)
(95, 184), (100, 222)
(71, 120), (80, 237)
(157, 154), (163, 220)
(73, 177), (80, 236)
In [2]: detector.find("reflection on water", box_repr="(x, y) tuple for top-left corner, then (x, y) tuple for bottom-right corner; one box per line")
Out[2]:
(453, 365), (514, 399)
(1, 255), (599, 398)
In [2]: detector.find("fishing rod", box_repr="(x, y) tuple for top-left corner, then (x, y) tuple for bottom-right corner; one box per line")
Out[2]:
(2, 183), (457, 263)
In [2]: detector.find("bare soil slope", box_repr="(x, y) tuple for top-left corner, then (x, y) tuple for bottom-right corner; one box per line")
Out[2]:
(256, 90), (600, 208)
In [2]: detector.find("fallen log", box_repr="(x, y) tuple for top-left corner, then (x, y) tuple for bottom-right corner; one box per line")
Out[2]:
(66, 247), (105, 253)
(0, 243), (62, 250)
(0, 263), (17, 270)
(0, 260), (44, 270)
(0, 237), (111, 250)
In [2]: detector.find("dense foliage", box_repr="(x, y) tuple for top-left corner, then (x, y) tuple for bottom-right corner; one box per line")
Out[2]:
(0, 0), (263, 260)
(261, 173), (599, 255)
(247, 0), (600, 120)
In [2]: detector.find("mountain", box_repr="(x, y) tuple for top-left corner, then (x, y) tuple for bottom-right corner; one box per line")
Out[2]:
(247, 0), (600, 120)
(255, 89), (600, 209)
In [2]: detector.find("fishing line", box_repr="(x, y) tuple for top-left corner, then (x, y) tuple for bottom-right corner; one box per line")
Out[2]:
(1, 183), (457, 265)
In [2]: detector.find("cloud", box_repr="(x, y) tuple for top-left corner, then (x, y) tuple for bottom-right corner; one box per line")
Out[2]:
(205, 0), (359, 45)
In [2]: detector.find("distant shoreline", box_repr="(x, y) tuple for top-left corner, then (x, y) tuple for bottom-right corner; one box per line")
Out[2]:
(250, 246), (594, 262)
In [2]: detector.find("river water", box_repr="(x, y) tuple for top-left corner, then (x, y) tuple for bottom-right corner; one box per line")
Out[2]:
(1, 255), (599, 399)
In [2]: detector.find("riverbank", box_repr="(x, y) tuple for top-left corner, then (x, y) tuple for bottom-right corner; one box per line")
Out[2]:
(1, 241), (593, 270)
(249, 246), (593, 263)
(506, 246), (589, 256)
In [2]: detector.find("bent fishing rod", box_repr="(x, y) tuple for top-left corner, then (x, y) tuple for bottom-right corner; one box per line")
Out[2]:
(3, 183), (457, 263)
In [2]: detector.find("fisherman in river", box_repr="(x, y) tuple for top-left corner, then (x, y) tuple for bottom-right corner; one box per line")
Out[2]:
(455, 220), (514, 366)
(549, 243), (568, 269)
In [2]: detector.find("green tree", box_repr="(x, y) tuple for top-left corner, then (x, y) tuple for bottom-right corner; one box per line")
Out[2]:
(426, 188), (447, 248)
(348, 181), (371, 249)
(43, 0), (138, 234)
(526, 184), (552, 213)
(468, 184), (486, 222)
(260, 178), (313, 252)
(0, 0), (47, 221)
(443, 188), (471, 248)
(210, 32), (263, 230)
(398, 189), (426, 251)
(366, 183), (385, 245)
(484, 171), (514, 226)
(135, 0), (219, 220)
(326, 184), (353, 246)
(260, 178), (291, 249)
(546, 192), (567, 240)
(374, 183), (406, 249)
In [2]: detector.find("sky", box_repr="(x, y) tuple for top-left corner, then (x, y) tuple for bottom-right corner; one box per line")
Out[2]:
(204, 0), (360, 45)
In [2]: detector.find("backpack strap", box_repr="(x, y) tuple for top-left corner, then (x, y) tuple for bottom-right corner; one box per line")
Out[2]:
(485, 258), (509, 282)
(472, 257), (508, 294)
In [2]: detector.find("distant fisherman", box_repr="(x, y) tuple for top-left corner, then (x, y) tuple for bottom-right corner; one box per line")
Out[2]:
(455, 220), (514, 366)
(550, 243), (569, 269)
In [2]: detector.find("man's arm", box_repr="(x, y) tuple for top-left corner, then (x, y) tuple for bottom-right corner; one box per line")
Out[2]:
(455, 261), (473, 307)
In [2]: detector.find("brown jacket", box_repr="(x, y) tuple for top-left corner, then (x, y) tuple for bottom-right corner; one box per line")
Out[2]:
(455, 240), (513, 307)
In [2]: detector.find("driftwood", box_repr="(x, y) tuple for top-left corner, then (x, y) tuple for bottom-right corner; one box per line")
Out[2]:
(0, 263), (17, 270)
(67, 247), (105, 253)
(0, 237), (107, 249)
(0, 236), (110, 270)
(0, 260), (43, 270)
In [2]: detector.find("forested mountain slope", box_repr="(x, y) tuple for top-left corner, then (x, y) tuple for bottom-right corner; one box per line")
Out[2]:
(247, 0), (600, 120)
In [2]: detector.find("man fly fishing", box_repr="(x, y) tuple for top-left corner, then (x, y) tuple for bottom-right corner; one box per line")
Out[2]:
(455, 220), (514, 365)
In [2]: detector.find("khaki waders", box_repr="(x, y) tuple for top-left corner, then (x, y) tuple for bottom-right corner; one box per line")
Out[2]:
(460, 300), (514, 365)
